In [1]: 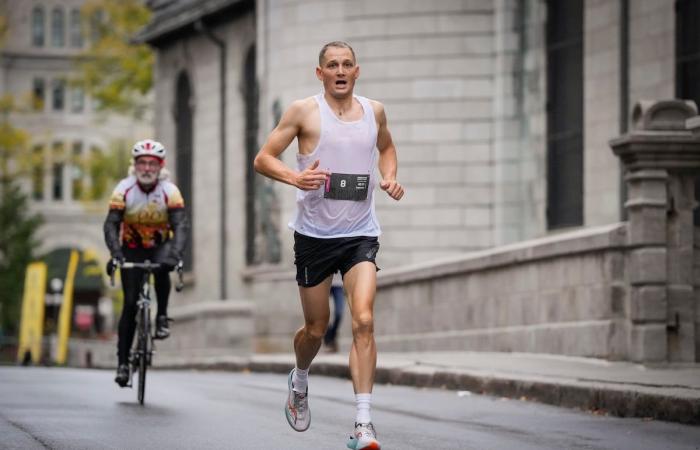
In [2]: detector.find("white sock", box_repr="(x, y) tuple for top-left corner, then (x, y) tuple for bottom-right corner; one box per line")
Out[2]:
(292, 367), (308, 393)
(355, 393), (372, 424)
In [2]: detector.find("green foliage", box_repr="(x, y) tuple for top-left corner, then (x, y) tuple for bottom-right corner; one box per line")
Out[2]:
(0, 183), (42, 335)
(76, 139), (131, 202)
(74, 0), (153, 119)
(0, 97), (42, 335)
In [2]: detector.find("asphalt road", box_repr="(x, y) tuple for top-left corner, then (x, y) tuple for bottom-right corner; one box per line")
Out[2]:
(1, 367), (699, 449)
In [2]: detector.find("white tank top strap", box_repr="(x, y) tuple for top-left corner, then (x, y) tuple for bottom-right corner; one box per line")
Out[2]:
(289, 92), (381, 238)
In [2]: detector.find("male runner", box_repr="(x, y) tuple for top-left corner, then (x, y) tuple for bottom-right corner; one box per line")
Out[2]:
(254, 41), (403, 450)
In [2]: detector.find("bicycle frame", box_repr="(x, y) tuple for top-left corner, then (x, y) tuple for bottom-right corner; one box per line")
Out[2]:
(109, 260), (184, 405)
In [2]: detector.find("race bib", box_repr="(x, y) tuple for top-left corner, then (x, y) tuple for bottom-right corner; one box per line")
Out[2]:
(324, 173), (369, 201)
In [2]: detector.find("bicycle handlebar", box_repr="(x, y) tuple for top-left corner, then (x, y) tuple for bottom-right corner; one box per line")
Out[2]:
(109, 259), (185, 292)
(121, 261), (162, 270)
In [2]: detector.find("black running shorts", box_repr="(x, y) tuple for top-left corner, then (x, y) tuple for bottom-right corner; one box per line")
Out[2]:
(293, 231), (380, 287)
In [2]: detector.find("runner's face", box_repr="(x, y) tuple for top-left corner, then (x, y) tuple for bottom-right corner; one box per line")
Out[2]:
(316, 47), (358, 99)
(134, 156), (161, 185)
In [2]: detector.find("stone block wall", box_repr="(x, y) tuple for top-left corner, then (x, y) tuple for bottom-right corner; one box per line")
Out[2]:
(584, 0), (622, 226)
(156, 301), (255, 360)
(370, 223), (628, 357)
(243, 269), (301, 353)
(67, 301), (255, 368)
(246, 223), (631, 358)
(153, 11), (256, 304)
(257, 0), (501, 268)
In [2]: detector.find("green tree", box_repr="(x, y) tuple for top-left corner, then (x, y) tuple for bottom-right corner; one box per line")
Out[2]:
(74, 0), (153, 119)
(75, 139), (131, 203)
(0, 96), (42, 335)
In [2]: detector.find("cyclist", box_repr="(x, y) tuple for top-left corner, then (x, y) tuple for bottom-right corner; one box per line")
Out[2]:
(103, 139), (188, 387)
(254, 41), (404, 450)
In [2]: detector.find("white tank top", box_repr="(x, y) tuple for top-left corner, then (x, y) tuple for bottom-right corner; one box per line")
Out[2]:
(289, 93), (381, 238)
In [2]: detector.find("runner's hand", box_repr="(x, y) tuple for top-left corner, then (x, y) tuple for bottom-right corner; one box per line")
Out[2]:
(295, 160), (330, 191)
(380, 179), (404, 200)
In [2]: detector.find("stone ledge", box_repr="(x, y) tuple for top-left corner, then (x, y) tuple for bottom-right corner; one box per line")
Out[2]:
(378, 223), (628, 287)
(169, 300), (254, 321)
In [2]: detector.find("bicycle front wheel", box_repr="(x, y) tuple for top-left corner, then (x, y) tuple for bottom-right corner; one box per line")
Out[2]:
(137, 306), (150, 405)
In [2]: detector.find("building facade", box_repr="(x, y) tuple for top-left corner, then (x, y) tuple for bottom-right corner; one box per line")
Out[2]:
(137, 0), (699, 358)
(1, 0), (153, 339)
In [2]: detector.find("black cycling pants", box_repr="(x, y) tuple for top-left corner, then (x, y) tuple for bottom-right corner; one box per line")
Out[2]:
(117, 243), (172, 365)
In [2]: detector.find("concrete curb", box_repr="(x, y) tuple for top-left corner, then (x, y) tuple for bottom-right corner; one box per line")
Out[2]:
(154, 356), (700, 426)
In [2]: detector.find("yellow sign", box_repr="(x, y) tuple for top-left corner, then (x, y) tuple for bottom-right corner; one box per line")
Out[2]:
(17, 262), (47, 364)
(56, 250), (79, 365)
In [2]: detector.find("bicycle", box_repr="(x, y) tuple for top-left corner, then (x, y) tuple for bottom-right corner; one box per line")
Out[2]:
(110, 259), (183, 405)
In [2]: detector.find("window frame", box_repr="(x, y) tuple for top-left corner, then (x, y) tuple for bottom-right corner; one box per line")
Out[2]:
(32, 77), (45, 111)
(52, 79), (65, 111)
(31, 6), (45, 47)
(51, 7), (65, 48)
(69, 8), (83, 48)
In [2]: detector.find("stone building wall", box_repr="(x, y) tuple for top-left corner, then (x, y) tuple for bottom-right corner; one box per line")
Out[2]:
(257, 0), (500, 269)
(1, 0), (152, 261)
(152, 12), (256, 305)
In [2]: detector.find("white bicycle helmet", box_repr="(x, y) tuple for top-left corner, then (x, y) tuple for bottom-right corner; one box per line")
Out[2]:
(132, 139), (166, 160)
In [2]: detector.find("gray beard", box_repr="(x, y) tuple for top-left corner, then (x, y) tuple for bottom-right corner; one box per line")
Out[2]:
(136, 172), (157, 186)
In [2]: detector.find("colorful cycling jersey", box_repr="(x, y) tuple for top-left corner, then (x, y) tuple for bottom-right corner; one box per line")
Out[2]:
(108, 175), (185, 249)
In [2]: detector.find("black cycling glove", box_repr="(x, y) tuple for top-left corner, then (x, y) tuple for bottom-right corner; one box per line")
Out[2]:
(161, 255), (180, 272)
(106, 252), (124, 277)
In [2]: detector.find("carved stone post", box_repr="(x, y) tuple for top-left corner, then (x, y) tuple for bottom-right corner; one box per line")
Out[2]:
(610, 100), (700, 363)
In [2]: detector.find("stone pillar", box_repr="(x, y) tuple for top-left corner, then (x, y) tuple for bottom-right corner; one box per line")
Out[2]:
(610, 100), (700, 363)
(623, 168), (668, 361)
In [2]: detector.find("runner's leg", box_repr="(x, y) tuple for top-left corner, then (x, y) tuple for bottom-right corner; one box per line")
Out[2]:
(294, 275), (333, 370)
(343, 261), (377, 394)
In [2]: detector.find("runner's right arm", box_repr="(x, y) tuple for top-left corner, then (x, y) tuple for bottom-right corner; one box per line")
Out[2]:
(254, 100), (329, 190)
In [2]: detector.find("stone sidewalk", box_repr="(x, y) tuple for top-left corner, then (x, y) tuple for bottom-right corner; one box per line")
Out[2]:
(155, 351), (700, 426)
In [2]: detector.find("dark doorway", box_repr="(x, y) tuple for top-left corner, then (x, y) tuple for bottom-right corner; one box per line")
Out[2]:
(244, 45), (258, 265)
(675, 0), (700, 225)
(175, 71), (194, 270)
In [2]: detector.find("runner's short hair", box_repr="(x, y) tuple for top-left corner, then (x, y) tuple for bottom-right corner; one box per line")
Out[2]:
(318, 41), (356, 65)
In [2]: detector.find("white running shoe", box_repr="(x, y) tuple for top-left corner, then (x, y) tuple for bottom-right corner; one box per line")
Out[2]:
(346, 422), (381, 450)
(284, 369), (310, 432)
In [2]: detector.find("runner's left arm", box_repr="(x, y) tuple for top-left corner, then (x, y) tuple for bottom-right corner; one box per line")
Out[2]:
(374, 102), (404, 201)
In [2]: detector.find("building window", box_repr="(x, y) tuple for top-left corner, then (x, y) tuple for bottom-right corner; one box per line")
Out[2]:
(51, 7), (65, 47)
(52, 79), (65, 111)
(52, 142), (65, 201)
(32, 78), (45, 111)
(546, 0), (584, 229)
(676, 0), (700, 225)
(32, 145), (44, 201)
(32, 6), (45, 47)
(70, 8), (83, 48)
(71, 87), (84, 113)
(72, 142), (84, 200)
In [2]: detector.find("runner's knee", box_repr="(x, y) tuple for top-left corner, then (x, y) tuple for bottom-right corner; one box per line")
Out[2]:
(352, 312), (374, 336)
(304, 319), (329, 340)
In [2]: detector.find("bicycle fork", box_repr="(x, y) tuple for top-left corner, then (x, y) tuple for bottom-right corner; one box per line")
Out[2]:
(127, 299), (156, 388)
